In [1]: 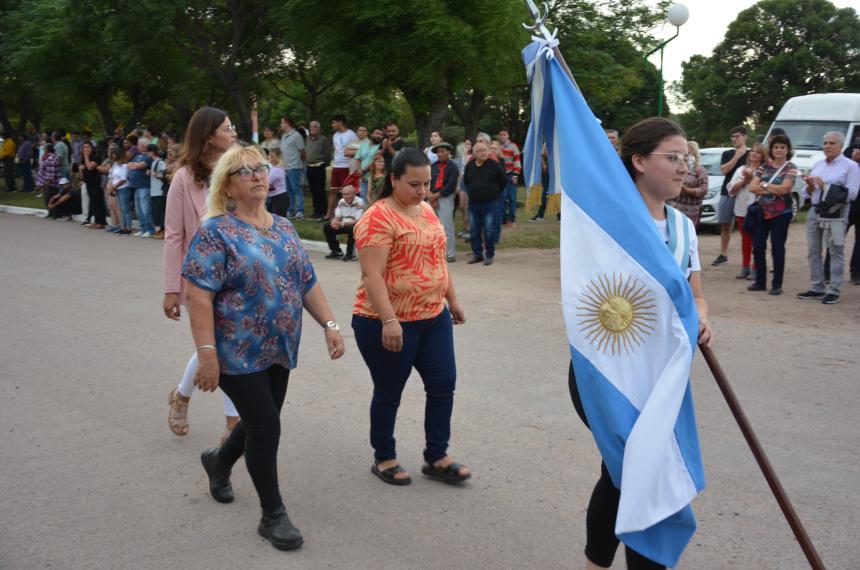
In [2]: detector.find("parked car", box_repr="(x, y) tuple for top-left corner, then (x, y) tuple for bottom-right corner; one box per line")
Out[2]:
(697, 147), (727, 228)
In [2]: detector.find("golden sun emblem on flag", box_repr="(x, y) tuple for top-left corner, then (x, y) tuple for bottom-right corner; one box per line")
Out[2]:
(577, 274), (657, 355)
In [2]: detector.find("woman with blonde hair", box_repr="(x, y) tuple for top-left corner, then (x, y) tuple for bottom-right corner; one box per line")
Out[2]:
(184, 144), (344, 550)
(163, 106), (239, 441)
(668, 140), (709, 225)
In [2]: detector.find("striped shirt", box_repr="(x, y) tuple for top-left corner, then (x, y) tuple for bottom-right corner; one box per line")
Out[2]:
(499, 141), (522, 175)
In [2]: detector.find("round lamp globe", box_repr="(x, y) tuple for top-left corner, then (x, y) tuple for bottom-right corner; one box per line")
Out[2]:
(667, 3), (689, 27)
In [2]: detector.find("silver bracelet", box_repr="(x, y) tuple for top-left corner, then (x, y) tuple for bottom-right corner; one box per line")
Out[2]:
(197, 344), (216, 351)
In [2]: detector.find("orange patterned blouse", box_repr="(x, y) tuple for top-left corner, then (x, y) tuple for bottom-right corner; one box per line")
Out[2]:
(353, 199), (449, 322)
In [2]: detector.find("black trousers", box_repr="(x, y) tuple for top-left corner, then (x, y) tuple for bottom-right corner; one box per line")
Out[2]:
(267, 192), (290, 218)
(568, 362), (665, 570)
(2, 157), (16, 191)
(306, 165), (327, 217)
(85, 182), (107, 225)
(151, 195), (166, 229)
(322, 223), (355, 255)
(218, 365), (290, 512)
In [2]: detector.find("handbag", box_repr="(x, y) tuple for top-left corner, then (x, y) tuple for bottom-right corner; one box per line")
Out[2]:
(756, 161), (790, 220)
(743, 201), (762, 233)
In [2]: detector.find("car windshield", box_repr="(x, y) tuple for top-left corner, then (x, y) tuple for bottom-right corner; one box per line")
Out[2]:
(699, 152), (724, 176)
(770, 121), (849, 150)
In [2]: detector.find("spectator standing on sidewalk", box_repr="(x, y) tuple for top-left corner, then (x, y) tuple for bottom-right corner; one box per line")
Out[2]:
(280, 116), (306, 219)
(712, 126), (749, 266)
(304, 121), (331, 220)
(796, 132), (860, 304)
(428, 142), (459, 262)
(16, 133), (35, 193)
(326, 114), (357, 220)
(1, 131), (17, 192)
(498, 129), (522, 228)
(668, 141), (708, 225)
(128, 138), (156, 237)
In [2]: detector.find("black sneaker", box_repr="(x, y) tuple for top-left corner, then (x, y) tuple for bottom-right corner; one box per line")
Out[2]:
(342, 253), (355, 262)
(769, 288), (783, 296)
(711, 255), (728, 266)
(822, 294), (840, 304)
(483, 257), (494, 266)
(529, 215), (544, 222)
(325, 251), (343, 259)
(797, 290), (825, 300)
(258, 506), (303, 550)
(467, 255), (484, 264)
(747, 283), (767, 291)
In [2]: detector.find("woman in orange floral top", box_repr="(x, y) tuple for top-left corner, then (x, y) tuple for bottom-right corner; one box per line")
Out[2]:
(352, 148), (470, 486)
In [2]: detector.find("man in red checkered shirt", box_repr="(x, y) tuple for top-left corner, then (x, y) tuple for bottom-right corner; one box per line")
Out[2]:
(498, 129), (521, 228)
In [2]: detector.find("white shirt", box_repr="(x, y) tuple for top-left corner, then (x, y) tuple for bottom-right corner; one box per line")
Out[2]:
(332, 129), (357, 168)
(728, 165), (757, 217)
(805, 154), (860, 204)
(654, 215), (701, 278)
(109, 163), (128, 187)
(334, 196), (366, 223)
(150, 158), (166, 197)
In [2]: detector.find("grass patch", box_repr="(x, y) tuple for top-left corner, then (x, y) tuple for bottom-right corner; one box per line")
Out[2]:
(0, 190), (44, 209)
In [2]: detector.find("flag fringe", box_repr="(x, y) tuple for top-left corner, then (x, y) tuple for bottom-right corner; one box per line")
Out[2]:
(525, 185), (543, 210)
(545, 193), (561, 215)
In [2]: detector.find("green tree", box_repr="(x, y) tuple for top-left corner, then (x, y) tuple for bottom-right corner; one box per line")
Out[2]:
(680, 0), (860, 132)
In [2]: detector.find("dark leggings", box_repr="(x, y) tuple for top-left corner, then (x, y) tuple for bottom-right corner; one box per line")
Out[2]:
(568, 362), (665, 570)
(218, 365), (290, 512)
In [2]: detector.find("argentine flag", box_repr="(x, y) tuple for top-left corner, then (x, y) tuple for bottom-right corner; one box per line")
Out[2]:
(521, 41), (705, 567)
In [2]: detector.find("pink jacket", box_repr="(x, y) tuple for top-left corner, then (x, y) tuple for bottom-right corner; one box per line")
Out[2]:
(163, 166), (207, 304)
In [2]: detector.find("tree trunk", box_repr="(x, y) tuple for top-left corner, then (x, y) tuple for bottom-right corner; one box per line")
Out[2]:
(0, 100), (12, 134)
(228, 85), (253, 141)
(403, 88), (448, 148)
(94, 89), (116, 137)
(448, 86), (486, 142)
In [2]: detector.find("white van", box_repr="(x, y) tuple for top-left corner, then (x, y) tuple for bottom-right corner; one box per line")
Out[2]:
(766, 93), (860, 209)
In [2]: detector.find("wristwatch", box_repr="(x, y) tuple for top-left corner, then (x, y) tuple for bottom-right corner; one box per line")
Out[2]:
(323, 320), (340, 331)
(761, 182), (769, 190)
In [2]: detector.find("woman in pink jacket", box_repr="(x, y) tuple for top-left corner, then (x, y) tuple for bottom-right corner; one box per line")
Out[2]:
(164, 107), (238, 441)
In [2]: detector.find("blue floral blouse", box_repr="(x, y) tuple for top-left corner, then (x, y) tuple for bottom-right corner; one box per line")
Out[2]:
(182, 213), (317, 375)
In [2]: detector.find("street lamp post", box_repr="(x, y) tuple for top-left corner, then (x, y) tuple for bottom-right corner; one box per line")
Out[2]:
(644, 3), (689, 117)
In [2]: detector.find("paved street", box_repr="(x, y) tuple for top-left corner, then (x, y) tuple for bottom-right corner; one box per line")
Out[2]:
(1, 212), (858, 569)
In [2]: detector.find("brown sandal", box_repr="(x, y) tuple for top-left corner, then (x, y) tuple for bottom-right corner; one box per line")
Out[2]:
(168, 388), (190, 436)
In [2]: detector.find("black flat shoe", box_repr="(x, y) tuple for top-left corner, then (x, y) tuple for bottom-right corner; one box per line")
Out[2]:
(371, 462), (412, 486)
(769, 288), (783, 296)
(467, 255), (484, 264)
(258, 506), (303, 550)
(201, 448), (234, 503)
(422, 461), (471, 484)
(747, 284), (767, 291)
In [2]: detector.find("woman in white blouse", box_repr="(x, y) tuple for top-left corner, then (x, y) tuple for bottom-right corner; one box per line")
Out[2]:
(728, 142), (767, 280)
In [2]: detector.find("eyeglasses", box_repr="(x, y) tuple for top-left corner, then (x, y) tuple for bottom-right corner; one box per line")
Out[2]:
(229, 164), (270, 179)
(649, 152), (691, 167)
(222, 124), (237, 133)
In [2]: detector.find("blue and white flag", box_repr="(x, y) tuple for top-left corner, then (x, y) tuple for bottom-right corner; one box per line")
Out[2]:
(522, 40), (705, 567)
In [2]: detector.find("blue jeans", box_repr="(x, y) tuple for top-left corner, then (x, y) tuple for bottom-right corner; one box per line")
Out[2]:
(134, 186), (154, 233)
(352, 309), (456, 464)
(469, 202), (498, 258)
(359, 178), (369, 202)
(117, 187), (134, 228)
(286, 168), (304, 215)
(502, 176), (518, 224)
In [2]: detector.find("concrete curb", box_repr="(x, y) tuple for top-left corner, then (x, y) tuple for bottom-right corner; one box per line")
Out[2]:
(0, 204), (330, 252)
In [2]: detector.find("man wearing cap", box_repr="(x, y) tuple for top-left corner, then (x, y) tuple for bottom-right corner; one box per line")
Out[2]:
(429, 141), (460, 262)
(46, 177), (81, 220)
